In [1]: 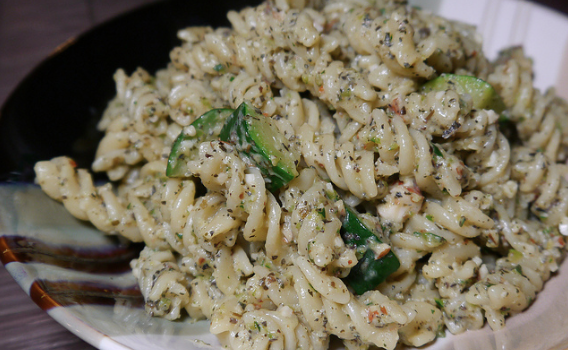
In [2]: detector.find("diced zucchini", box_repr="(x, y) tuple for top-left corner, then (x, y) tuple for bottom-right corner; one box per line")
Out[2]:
(341, 206), (400, 295)
(166, 108), (234, 177)
(220, 101), (300, 191)
(421, 73), (506, 113)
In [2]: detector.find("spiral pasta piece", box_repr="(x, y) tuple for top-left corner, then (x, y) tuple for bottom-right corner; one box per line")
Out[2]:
(34, 157), (142, 241)
(130, 247), (190, 320)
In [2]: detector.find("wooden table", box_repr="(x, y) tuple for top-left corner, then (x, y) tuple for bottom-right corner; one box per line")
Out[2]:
(1, 0), (568, 349)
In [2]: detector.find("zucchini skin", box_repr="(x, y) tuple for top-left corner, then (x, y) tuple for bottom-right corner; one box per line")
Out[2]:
(220, 101), (299, 192)
(341, 206), (400, 295)
(421, 73), (506, 114)
(166, 108), (234, 177)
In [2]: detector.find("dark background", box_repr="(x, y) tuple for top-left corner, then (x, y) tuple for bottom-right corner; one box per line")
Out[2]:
(537, 0), (568, 14)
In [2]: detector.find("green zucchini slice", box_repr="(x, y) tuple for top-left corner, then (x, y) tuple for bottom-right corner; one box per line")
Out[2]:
(220, 101), (300, 191)
(421, 73), (506, 114)
(166, 108), (234, 177)
(341, 206), (400, 295)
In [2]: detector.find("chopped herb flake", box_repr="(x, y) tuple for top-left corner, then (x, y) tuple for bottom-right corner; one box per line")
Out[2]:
(432, 144), (444, 158)
(435, 298), (444, 309)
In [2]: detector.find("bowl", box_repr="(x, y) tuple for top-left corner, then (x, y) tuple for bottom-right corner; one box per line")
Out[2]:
(1, 0), (568, 349)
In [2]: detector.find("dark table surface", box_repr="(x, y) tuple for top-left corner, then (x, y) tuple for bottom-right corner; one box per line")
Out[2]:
(1, 1), (567, 349)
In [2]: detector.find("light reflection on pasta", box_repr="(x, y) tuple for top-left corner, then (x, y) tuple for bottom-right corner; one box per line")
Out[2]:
(34, 0), (568, 349)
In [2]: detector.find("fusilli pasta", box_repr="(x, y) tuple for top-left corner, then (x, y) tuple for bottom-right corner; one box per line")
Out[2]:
(34, 0), (568, 349)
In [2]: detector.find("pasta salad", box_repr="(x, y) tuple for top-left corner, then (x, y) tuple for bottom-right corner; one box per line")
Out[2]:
(34, 0), (568, 349)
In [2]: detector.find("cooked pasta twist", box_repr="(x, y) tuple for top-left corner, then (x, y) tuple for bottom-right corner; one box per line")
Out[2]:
(488, 47), (568, 161)
(130, 247), (190, 320)
(34, 156), (142, 241)
(34, 157), (198, 251)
